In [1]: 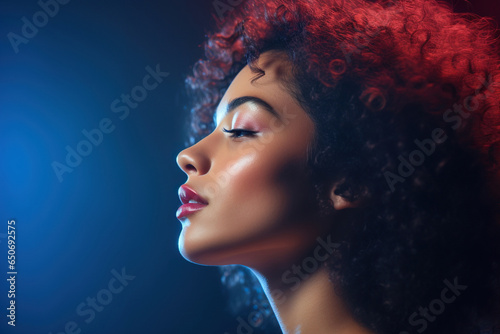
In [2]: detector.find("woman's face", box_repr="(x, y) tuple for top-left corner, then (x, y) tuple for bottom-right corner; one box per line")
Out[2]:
(176, 51), (324, 271)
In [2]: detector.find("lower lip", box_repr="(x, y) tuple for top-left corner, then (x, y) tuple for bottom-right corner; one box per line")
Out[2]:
(176, 203), (208, 219)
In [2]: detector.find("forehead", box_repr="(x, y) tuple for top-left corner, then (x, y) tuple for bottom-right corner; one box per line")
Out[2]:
(214, 51), (295, 126)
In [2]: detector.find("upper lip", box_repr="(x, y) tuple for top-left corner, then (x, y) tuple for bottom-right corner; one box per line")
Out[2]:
(178, 184), (208, 205)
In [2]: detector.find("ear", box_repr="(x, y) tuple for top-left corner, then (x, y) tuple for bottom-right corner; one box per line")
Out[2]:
(329, 185), (358, 210)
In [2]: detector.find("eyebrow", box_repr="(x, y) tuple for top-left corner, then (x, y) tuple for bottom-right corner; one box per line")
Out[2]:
(225, 96), (281, 120)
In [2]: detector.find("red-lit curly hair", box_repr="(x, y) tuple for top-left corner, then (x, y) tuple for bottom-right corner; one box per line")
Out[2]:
(182, 1), (500, 333)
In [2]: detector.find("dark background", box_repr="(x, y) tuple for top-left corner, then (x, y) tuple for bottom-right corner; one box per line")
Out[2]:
(0, 1), (498, 333)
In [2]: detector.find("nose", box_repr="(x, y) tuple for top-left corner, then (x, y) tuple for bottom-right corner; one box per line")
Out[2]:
(176, 140), (211, 176)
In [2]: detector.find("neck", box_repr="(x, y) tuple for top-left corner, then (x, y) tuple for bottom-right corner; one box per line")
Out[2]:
(251, 264), (374, 334)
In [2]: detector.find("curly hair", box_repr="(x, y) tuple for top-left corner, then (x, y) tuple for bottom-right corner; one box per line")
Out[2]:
(182, 1), (500, 333)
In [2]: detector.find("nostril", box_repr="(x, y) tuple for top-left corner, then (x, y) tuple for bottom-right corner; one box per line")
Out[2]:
(185, 164), (197, 173)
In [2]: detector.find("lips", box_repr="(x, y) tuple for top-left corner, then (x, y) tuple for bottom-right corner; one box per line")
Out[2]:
(176, 184), (208, 220)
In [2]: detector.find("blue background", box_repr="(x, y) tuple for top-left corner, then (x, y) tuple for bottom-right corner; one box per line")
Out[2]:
(0, 1), (498, 333)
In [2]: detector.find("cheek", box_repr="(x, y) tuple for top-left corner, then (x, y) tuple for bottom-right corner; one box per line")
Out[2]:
(217, 153), (290, 230)
(218, 142), (311, 232)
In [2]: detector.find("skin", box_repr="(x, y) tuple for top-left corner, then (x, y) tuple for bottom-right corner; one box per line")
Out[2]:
(176, 50), (373, 334)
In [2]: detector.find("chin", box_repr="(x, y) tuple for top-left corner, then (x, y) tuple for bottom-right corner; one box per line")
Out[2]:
(178, 231), (232, 266)
(178, 237), (265, 269)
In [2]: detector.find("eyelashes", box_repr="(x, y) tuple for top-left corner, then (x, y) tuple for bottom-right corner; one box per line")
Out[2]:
(222, 127), (258, 138)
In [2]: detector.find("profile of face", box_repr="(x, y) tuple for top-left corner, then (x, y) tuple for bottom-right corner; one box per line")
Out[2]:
(176, 51), (351, 272)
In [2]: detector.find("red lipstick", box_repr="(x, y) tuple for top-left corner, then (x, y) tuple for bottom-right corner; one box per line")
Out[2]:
(176, 184), (208, 220)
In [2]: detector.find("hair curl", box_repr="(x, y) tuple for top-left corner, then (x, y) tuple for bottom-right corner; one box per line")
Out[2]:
(183, 1), (500, 333)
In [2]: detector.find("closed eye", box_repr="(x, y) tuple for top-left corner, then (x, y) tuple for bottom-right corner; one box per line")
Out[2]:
(222, 127), (258, 138)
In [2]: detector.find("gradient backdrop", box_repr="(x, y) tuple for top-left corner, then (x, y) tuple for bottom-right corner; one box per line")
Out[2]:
(0, 1), (499, 333)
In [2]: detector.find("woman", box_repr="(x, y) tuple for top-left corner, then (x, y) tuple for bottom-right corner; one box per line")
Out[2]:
(175, 0), (500, 333)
